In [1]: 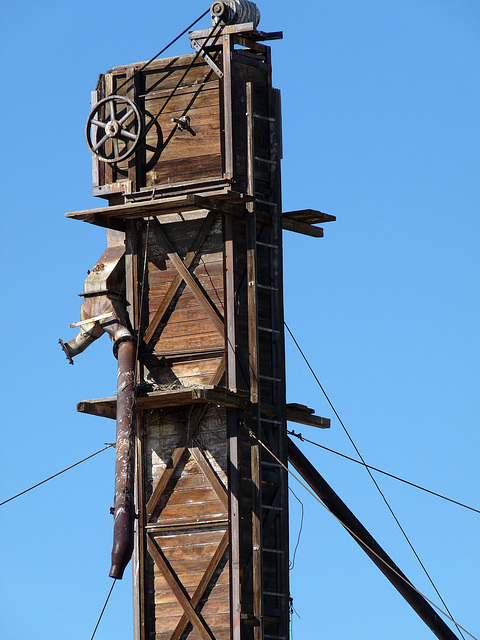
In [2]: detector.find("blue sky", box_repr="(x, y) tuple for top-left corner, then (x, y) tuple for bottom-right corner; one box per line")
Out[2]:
(1, 1), (479, 639)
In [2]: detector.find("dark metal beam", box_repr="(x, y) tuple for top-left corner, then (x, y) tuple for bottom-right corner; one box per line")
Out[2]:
(287, 438), (460, 640)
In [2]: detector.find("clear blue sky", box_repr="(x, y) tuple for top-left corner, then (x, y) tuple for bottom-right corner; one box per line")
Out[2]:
(1, 1), (479, 639)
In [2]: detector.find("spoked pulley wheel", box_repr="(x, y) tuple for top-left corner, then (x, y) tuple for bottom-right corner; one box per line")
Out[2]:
(85, 95), (142, 163)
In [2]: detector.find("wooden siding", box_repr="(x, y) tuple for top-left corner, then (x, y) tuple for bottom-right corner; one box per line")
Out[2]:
(141, 405), (230, 640)
(142, 212), (225, 388)
(94, 54), (224, 195)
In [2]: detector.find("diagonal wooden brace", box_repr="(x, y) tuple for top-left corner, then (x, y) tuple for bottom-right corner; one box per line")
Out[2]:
(147, 536), (215, 640)
(146, 405), (205, 520)
(169, 529), (230, 640)
(150, 219), (225, 336)
(144, 213), (217, 347)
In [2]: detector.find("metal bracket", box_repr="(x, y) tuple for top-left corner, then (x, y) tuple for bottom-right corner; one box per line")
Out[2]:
(171, 116), (196, 136)
(190, 38), (224, 78)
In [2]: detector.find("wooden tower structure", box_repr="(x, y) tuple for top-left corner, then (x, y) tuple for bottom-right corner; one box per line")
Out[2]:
(61, 7), (332, 640)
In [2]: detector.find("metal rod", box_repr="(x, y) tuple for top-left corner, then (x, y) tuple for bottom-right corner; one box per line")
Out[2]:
(110, 338), (137, 580)
(287, 438), (460, 640)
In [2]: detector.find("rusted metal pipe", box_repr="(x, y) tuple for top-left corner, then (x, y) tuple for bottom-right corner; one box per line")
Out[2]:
(287, 438), (460, 640)
(60, 240), (137, 579)
(109, 337), (137, 580)
(59, 322), (105, 363)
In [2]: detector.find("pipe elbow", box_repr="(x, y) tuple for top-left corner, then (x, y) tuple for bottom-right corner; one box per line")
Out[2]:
(59, 322), (105, 363)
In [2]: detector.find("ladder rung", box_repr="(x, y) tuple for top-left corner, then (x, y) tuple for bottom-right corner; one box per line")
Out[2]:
(259, 326), (280, 334)
(259, 374), (282, 382)
(257, 284), (278, 291)
(256, 240), (279, 249)
(253, 112), (276, 122)
(262, 504), (284, 511)
(263, 548), (285, 554)
(264, 635), (287, 639)
(263, 591), (288, 598)
(261, 461), (283, 468)
(255, 156), (277, 165)
(255, 198), (278, 207)
(260, 418), (283, 424)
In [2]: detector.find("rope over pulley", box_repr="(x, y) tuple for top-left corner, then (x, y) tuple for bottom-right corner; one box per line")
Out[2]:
(210, 0), (260, 28)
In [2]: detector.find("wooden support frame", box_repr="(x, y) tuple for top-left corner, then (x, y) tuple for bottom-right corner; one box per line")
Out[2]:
(141, 400), (231, 640)
(150, 218), (225, 336)
(143, 212), (216, 347)
(146, 538), (216, 640)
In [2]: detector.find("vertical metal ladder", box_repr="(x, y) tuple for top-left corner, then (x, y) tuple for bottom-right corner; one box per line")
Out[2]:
(246, 81), (289, 640)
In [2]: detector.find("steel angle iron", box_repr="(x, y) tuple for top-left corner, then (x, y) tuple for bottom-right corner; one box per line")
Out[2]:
(211, 0), (260, 27)
(85, 95), (142, 163)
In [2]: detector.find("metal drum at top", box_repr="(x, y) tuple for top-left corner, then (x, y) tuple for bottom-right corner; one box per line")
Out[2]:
(211, 0), (261, 28)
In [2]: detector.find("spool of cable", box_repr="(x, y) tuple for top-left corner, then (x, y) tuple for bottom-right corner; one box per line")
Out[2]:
(211, 0), (261, 28)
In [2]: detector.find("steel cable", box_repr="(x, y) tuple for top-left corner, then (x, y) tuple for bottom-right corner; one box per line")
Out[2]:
(287, 430), (480, 515)
(284, 320), (466, 639)
(248, 427), (477, 640)
(90, 579), (117, 640)
(0, 444), (114, 507)
(113, 8), (212, 96)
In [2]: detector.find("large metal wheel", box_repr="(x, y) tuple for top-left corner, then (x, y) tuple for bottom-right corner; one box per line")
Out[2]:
(85, 95), (142, 163)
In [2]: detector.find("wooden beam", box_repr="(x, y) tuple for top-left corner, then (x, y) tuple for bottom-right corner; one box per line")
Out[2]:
(76, 387), (248, 419)
(76, 401), (116, 420)
(281, 217), (324, 238)
(192, 194), (247, 218)
(66, 189), (246, 224)
(283, 209), (336, 224)
(189, 446), (228, 509)
(286, 403), (330, 429)
(209, 353), (226, 386)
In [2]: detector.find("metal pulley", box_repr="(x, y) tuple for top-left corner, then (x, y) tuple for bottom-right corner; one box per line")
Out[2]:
(85, 95), (142, 163)
(210, 0), (260, 28)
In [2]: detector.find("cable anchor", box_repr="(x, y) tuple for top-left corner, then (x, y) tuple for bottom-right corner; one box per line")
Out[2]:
(171, 116), (196, 136)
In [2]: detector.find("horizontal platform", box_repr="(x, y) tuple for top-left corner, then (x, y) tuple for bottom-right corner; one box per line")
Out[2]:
(66, 192), (251, 229)
(66, 194), (333, 238)
(285, 403), (330, 429)
(77, 386), (248, 419)
(283, 209), (336, 224)
(77, 387), (330, 429)
(281, 209), (336, 239)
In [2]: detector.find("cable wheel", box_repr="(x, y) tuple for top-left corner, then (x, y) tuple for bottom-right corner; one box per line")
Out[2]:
(85, 95), (142, 163)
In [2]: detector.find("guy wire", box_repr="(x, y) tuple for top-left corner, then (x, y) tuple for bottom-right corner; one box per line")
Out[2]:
(248, 427), (477, 640)
(284, 320), (465, 638)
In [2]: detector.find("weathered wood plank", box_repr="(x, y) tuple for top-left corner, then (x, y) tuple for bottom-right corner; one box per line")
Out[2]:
(155, 582), (229, 605)
(154, 569), (230, 592)
(158, 487), (225, 508)
(189, 448), (228, 509)
(281, 217), (324, 238)
(156, 499), (227, 522)
(146, 406), (205, 520)
(283, 208), (336, 224)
